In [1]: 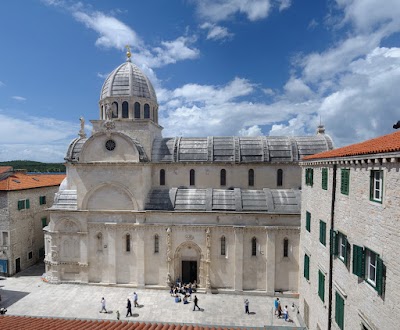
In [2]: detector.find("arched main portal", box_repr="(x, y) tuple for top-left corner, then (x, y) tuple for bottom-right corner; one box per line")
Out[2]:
(174, 241), (202, 285)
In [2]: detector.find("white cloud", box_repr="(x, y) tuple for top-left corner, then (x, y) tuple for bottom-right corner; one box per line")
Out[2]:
(239, 125), (263, 136)
(194, 0), (272, 22)
(283, 77), (314, 101)
(97, 72), (109, 79)
(278, 0), (292, 11)
(12, 96), (27, 102)
(0, 113), (86, 162)
(200, 22), (234, 41)
(0, 81), (5, 87)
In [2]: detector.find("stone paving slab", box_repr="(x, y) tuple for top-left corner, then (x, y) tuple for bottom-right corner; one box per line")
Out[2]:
(0, 263), (301, 328)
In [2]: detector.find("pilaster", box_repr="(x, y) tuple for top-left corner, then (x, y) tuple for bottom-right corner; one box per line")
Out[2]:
(106, 223), (117, 284)
(266, 230), (276, 295)
(234, 226), (244, 292)
(136, 228), (145, 287)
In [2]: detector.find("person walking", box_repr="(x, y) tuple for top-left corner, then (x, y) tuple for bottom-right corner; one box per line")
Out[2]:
(133, 292), (139, 307)
(193, 295), (200, 311)
(100, 297), (107, 313)
(274, 298), (279, 315)
(244, 299), (250, 314)
(283, 305), (289, 322)
(126, 298), (132, 317)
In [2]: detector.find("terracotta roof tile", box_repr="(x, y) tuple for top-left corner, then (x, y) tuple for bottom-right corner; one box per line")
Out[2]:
(0, 172), (65, 191)
(0, 166), (13, 174)
(303, 130), (400, 160)
(0, 316), (275, 330)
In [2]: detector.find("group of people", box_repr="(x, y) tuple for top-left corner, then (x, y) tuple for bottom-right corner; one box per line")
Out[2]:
(169, 281), (201, 311)
(99, 292), (139, 319)
(274, 297), (290, 322)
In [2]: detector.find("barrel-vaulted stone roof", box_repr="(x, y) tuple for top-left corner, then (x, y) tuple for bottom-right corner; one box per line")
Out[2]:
(152, 135), (333, 163)
(145, 188), (301, 213)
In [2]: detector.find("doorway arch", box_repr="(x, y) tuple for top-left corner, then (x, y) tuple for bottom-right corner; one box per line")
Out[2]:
(174, 241), (202, 285)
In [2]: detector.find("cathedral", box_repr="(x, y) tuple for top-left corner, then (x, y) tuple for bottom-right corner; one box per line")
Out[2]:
(43, 50), (333, 294)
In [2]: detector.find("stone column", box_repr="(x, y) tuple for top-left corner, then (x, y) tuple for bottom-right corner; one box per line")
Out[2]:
(136, 228), (145, 287)
(233, 226), (244, 292)
(266, 230), (276, 295)
(79, 232), (89, 282)
(205, 227), (211, 292)
(166, 227), (172, 287)
(106, 223), (117, 284)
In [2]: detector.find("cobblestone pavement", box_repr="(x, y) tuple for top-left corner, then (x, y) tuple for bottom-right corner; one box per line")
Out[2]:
(0, 263), (302, 328)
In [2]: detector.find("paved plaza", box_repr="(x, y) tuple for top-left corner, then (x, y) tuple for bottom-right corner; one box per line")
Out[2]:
(0, 263), (302, 328)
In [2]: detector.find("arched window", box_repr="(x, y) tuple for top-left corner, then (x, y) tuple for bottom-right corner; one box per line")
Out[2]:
(283, 238), (289, 257)
(122, 101), (129, 118)
(134, 102), (141, 118)
(126, 234), (131, 252)
(252, 237), (257, 256)
(154, 234), (159, 253)
(144, 104), (150, 118)
(101, 105), (104, 119)
(220, 169), (226, 186)
(160, 169), (165, 186)
(221, 236), (226, 256)
(277, 169), (283, 187)
(248, 169), (254, 187)
(190, 169), (195, 186)
(96, 233), (103, 252)
(112, 102), (118, 118)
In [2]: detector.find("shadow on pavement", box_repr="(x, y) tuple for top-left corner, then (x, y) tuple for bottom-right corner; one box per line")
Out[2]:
(13, 262), (45, 278)
(0, 289), (29, 308)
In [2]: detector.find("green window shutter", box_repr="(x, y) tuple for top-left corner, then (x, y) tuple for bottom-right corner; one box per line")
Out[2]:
(318, 270), (325, 302)
(18, 200), (24, 210)
(306, 211), (311, 232)
(310, 169), (314, 186)
(352, 244), (365, 277)
(41, 217), (47, 228)
(320, 221), (326, 246)
(341, 169), (349, 195)
(376, 257), (385, 296)
(330, 230), (338, 256)
(304, 254), (310, 280)
(322, 168), (328, 190)
(335, 292), (344, 330)
(369, 171), (374, 201)
(305, 169), (308, 185)
(26, 199), (30, 209)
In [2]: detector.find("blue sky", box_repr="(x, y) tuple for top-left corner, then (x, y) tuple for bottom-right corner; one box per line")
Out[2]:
(0, 0), (400, 162)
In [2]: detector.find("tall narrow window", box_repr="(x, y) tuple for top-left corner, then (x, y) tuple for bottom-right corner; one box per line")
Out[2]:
(220, 169), (226, 186)
(306, 211), (311, 232)
(319, 220), (326, 246)
(96, 233), (103, 252)
(318, 270), (325, 302)
(283, 238), (289, 257)
(251, 237), (257, 256)
(126, 234), (131, 252)
(221, 236), (226, 256)
(160, 169), (165, 186)
(341, 169), (350, 195)
(304, 254), (310, 280)
(335, 292), (345, 330)
(122, 101), (129, 118)
(305, 168), (314, 186)
(144, 104), (150, 118)
(39, 196), (46, 205)
(190, 169), (195, 186)
(322, 168), (328, 190)
(41, 217), (47, 228)
(112, 102), (118, 118)
(154, 234), (159, 253)
(277, 169), (283, 187)
(248, 169), (254, 187)
(134, 102), (141, 118)
(370, 170), (383, 203)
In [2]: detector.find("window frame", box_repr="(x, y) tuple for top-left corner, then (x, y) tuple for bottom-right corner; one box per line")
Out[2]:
(144, 103), (150, 118)
(283, 238), (289, 257)
(248, 169), (254, 187)
(39, 195), (47, 205)
(305, 168), (314, 186)
(321, 168), (328, 190)
(125, 234), (131, 252)
(251, 237), (257, 256)
(365, 248), (377, 286)
(154, 234), (159, 254)
(319, 220), (326, 246)
(220, 169), (226, 186)
(335, 291), (345, 330)
(277, 169), (283, 187)
(304, 254), (310, 280)
(340, 169), (350, 195)
(370, 170), (383, 203)
(221, 236), (226, 256)
(160, 169), (166, 186)
(134, 102), (141, 118)
(189, 169), (195, 186)
(306, 211), (311, 232)
(318, 270), (325, 302)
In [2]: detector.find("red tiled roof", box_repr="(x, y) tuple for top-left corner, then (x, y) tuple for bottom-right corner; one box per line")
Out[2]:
(303, 130), (400, 160)
(0, 316), (301, 330)
(0, 166), (13, 174)
(0, 172), (65, 191)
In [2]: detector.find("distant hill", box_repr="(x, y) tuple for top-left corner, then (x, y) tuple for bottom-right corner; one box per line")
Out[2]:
(0, 160), (66, 173)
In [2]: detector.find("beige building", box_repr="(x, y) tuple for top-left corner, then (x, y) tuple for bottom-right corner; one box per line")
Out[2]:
(0, 167), (64, 276)
(299, 130), (400, 329)
(44, 51), (333, 293)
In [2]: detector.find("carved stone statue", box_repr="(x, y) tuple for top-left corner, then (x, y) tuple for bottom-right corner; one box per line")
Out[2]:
(79, 116), (87, 138)
(105, 103), (113, 120)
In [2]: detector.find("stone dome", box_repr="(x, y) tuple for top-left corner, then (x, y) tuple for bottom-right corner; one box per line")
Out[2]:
(100, 60), (157, 103)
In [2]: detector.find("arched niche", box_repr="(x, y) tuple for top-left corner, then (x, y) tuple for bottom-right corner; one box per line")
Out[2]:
(174, 241), (202, 285)
(83, 182), (138, 211)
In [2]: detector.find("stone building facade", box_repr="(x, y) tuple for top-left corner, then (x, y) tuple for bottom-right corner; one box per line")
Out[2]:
(44, 52), (333, 293)
(299, 131), (400, 329)
(0, 167), (65, 276)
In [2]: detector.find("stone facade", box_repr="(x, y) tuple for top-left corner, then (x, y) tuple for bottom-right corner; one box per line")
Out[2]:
(299, 149), (400, 329)
(0, 176), (61, 276)
(44, 56), (333, 294)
